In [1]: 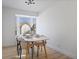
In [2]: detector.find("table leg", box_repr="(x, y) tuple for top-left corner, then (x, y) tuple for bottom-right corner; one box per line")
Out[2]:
(43, 40), (47, 57)
(19, 42), (22, 59)
(31, 42), (34, 59)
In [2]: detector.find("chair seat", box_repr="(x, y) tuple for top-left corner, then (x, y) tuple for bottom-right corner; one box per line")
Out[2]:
(21, 42), (33, 49)
(34, 40), (47, 46)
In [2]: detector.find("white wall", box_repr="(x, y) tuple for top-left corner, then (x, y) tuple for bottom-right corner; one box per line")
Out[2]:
(2, 7), (38, 47)
(36, 0), (77, 59)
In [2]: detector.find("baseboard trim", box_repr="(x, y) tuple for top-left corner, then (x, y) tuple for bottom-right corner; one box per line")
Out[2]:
(2, 45), (17, 48)
(47, 44), (74, 59)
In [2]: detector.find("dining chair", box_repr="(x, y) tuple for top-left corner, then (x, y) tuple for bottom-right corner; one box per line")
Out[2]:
(34, 40), (47, 57)
(16, 36), (34, 59)
(21, 41), (33, 59)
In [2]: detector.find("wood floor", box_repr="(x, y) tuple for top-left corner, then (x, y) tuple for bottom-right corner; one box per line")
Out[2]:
(2, 46), (72, 59)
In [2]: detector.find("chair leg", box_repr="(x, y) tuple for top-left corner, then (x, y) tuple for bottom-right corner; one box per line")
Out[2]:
(27, 45), (29, 54)
(41, 46), (42, 52)
(37, 45), (39, 57)
(26, 48), (29, 59)
(26, 44), (30, 59)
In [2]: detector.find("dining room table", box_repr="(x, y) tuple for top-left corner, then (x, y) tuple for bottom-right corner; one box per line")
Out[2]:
(16, 34), (48, 59)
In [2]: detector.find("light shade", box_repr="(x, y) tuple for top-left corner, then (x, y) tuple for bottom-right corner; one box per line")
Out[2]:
(25, 0), (35, 5)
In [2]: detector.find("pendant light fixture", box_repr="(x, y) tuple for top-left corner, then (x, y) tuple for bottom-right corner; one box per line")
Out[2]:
(25, 0), (35, 5)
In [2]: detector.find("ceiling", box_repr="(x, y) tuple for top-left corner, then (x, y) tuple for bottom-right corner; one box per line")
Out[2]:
(2, 0), (58, 13)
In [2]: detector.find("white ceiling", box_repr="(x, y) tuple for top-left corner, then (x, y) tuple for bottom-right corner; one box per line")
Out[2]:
(2, 0), (58, 13)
